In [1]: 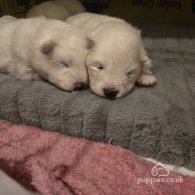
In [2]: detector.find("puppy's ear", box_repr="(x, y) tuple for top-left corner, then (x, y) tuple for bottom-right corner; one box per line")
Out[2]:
(86, 37), (95, 50)
(136, 29), (142, 35)
(141, 55), (152, 69)
(137, 50), (156, 86)
(140, 47), (152, 70)
(41, 40), (56, 54)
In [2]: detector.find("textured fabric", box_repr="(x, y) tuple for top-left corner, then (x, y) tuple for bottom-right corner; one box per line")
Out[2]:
(0, 26), (195, 170)
(0, 120), (195, 195)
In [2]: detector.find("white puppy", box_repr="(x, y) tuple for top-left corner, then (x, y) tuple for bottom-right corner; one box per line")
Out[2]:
(0, 15), (93, 91)
(27, 0), (85, 21)
(67, 13), (156, 99)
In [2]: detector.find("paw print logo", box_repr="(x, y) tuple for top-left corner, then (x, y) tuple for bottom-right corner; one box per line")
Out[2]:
(151, 164), (170, 177)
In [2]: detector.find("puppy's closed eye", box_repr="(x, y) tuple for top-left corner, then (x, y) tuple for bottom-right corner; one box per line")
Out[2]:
(90, 63), (104, 71)
(126, 67), (139, 77)
(126, 70), (134, 76)
(60, 61), (70, 68)
(95, 63), (104, 70)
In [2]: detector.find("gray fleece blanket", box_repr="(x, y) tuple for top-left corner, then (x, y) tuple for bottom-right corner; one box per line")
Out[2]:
(0, 25), (195, 170)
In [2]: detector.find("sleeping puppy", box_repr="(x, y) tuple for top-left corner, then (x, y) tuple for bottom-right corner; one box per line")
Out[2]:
(0, 16), (93, 91)
(27, 0), (85, 21)
(67, 13), (156, 99)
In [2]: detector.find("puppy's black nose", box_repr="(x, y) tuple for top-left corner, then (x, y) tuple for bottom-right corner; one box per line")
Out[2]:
(103, 88), (119, 99)
(74, 82), (86, 91)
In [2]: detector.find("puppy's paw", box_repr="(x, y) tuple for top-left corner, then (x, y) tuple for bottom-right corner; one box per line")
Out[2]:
(136, 74), (156, 86)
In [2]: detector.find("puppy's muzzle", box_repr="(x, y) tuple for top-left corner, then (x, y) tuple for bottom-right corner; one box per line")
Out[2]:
(103, 88), (119, 99)
(74, 82), (87, 91)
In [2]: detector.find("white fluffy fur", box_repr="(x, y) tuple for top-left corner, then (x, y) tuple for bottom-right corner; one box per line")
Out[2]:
(0, 15), (92, 91)
(67, 13), (156, 98)
(27, 0), (85, 21)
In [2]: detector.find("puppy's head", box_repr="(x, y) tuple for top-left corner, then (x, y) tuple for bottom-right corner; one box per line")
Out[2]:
(86, 26), (150, 99)
(33, 20), (94, 91)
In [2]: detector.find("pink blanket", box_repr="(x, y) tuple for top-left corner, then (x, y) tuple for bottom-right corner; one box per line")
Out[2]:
(0, 120), (195, 195)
